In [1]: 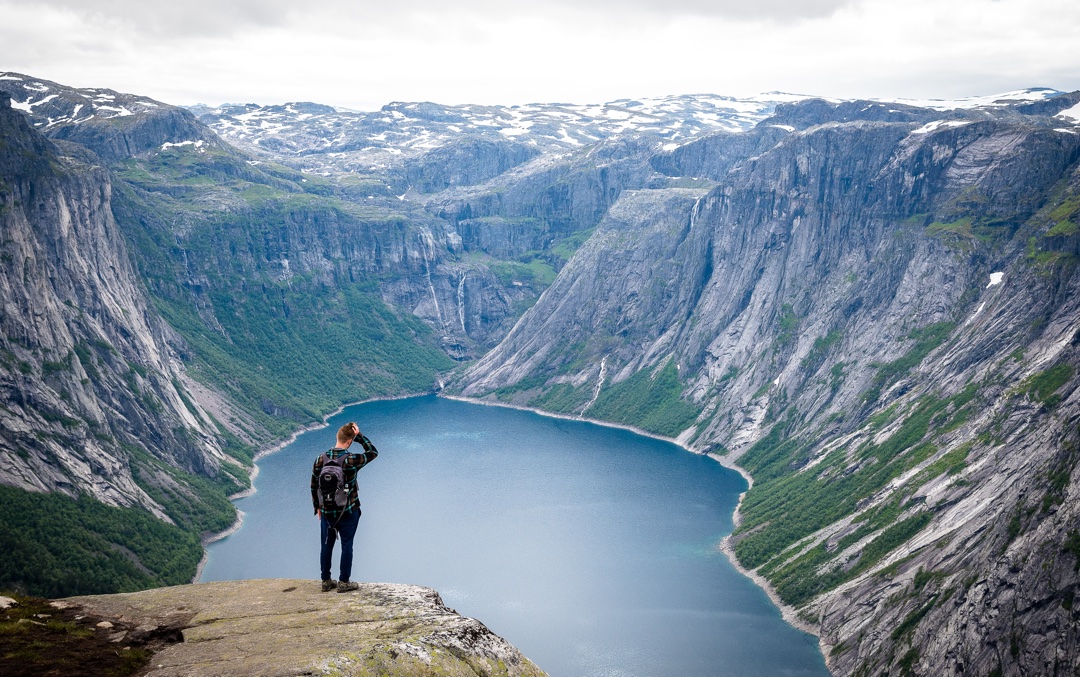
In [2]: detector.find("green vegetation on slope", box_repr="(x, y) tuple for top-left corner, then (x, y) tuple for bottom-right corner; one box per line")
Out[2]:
(1045, 194), (1080, 237)
(1021, 363), (1074, 408)
(863, 322), (955, 403)
(733, 321), (986, 606)
(110, 152), (454, 437)
(153, 282), (452, 436)
(588, 361), (702, 438)
(0, 485), (203, 598)
(529, 382), (589, 413)
(514, 358), (704, 440)
(764, 511), (934, 606)
(126, 444), (245, 537)
(1027, 188), (1080, 271)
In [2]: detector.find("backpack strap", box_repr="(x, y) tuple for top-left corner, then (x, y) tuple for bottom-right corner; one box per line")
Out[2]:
(324, 449), (350, 465)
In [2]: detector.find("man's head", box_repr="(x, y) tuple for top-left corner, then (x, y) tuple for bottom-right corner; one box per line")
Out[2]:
(336, 422), (360, 446)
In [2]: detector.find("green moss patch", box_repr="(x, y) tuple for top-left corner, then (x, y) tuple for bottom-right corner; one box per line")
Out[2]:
(1022, 363), (1074, 408)
(926, 217), (975, 250)
(864, 322), (955, 403)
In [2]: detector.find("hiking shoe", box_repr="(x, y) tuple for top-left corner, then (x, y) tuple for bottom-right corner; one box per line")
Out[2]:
(321, 579), (338, 592)
(337, 580), (359, 593)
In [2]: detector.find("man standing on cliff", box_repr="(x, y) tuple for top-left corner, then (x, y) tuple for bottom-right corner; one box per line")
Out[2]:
(312, 421), (378, 592)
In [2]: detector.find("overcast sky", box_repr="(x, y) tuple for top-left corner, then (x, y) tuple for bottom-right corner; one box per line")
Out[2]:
(1, 0), (1078, 110)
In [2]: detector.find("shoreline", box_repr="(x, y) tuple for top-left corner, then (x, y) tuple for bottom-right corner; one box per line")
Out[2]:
(439, 393), (704, 452)
(441, 393), (820, 640)
(705, 453), (820, 638)
(190, 392), (428, 583)
(191, 390), (822, 647)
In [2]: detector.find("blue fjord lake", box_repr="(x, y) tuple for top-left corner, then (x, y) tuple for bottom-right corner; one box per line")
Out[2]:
(201, 395), (828, 677)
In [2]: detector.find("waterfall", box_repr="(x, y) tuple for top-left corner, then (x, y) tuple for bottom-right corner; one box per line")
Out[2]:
(418, 229), (444, 326)
(428, 277), (442, 325)
(457, 273), (467, 334)
(579, 356), (607, 417)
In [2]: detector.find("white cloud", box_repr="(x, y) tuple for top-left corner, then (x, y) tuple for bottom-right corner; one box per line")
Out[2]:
(0, 0), (1078, 110)
(5, 0), (855, 36)
(4, 0), (293, 37)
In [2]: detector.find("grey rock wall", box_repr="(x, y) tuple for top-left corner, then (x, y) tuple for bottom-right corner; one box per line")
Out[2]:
(455, 100), (1080, 675)
(403, 136), (541, 193)
(0, 97), (232, 515)
(6, 69), (1080, 674)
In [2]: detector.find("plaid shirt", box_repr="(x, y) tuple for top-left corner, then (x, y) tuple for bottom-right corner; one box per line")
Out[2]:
(310, 435), (378, 521)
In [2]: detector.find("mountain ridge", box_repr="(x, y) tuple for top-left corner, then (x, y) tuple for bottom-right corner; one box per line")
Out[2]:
(450, 92), (1080, 676)
(4, 71), (1080, 675)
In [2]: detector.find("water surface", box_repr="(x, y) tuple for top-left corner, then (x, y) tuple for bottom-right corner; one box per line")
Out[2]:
(202, 395), (828, 677)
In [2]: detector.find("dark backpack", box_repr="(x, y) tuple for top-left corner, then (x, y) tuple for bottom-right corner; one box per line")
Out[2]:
(317, 451), (350, 512)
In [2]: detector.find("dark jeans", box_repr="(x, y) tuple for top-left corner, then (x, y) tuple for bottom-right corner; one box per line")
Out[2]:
(320, 509), (361, 583)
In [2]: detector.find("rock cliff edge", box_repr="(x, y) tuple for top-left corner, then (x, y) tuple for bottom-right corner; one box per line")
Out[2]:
(58, 579), (547, 677)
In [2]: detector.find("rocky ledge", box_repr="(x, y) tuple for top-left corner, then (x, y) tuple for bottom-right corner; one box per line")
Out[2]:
(56, 579), (547, 677)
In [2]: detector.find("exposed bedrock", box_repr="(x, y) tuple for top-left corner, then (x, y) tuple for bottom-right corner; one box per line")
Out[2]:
(456, 104), (1080, 676)
(0, 96), (232, 516)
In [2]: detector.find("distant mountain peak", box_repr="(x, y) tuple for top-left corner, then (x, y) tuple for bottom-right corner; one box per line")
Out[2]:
(0, 71), (168, 130)
(187, 92), (813, 175)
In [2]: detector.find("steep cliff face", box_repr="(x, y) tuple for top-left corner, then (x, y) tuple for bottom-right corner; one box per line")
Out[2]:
(107, 143), (525, 385)
(455, 97), (1080, 675)
(403, 136), (542, 193)
(6, 68), (1080, 673)
(0, 93), (238, 516)
(457, 186), (711, 404)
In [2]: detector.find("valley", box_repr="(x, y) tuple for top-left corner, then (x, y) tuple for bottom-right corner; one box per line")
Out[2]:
(2, 70), (1080, 675)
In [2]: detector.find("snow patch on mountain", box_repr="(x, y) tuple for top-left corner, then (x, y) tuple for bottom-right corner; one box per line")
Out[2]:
(1057, 101), (1080, 122)
(910, 119), (972, 134)
(188, 93), (806, 175)
(0, 71), (168, 130)
(886, 87), (1062, 111)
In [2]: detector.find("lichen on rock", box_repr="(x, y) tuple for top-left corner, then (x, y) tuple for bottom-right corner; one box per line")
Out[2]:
(63, 579), (547, 677)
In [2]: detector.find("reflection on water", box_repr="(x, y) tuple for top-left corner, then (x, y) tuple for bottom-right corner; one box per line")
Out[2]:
(202, 395), (828, 677)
